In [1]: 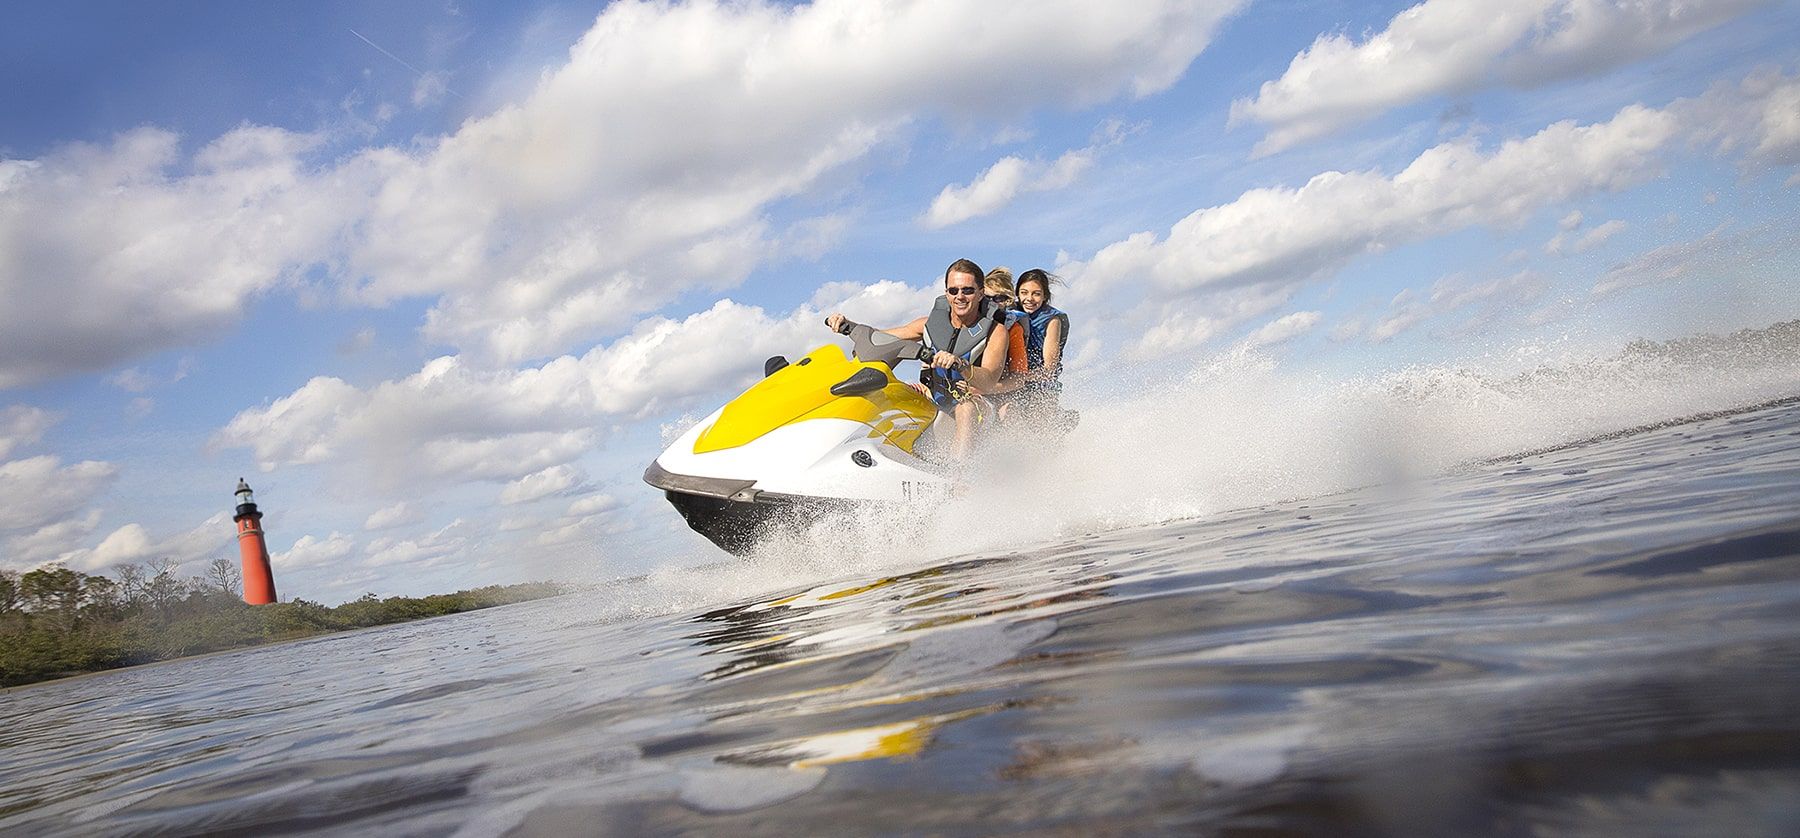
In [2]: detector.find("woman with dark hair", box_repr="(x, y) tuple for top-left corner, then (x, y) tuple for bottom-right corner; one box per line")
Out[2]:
(994, 268), (1068, 420)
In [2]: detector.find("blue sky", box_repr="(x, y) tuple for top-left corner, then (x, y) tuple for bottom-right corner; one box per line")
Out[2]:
(2, 0), (1796, 601)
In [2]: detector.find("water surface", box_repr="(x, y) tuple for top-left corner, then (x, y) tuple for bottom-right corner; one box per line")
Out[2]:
(4, 399), (1799, 835)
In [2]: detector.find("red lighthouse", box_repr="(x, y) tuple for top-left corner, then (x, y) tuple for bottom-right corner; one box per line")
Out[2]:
(233, 478), (278, 605)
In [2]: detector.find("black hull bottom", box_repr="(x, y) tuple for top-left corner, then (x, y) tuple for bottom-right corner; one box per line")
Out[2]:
(664, 490), (847, 555)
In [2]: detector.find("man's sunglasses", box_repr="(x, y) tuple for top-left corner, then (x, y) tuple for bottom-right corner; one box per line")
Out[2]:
(945, 286), (981, 296)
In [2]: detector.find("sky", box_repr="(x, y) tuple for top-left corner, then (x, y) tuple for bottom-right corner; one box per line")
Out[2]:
(2, 0), (1797, 601)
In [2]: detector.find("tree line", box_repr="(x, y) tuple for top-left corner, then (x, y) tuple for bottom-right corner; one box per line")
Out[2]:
(0, 559), (564, 688)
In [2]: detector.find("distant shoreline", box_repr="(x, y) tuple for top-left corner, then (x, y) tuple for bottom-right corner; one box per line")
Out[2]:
(0, 574), (567, 689)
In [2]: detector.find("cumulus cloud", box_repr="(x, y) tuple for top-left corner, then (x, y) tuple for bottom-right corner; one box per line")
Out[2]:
(274, 532), (356, 571)
(1070, 68), (1800, 357)
(109, 369), (155, 393)
(1547, 216), (1627, 255)
(1242, 311), (1323, 348)
(1, 0), (1243, 384)
(1230, 0), (1765, 154)
(0, 126), (338, 388)
(214, 279), (935, 487)
(366, 519), (467, 568)
(1123, 285), (1294, 360)
(922, 120), (1136, 228)
(4, 511), (101, 568)
(1070, 102), (1680, 306)
(56, 512), (233, 573)
(363, 501), (422, 531)
(1574, 219), (1628, 252)
(1365, 271), (1549, 342)
(567, 494), (620, 517)
(1591, 224), (1738, 297)
(0, 456), (119, 534)
(499, 465), (585, 505)
(922, 148), (1096, 228)
(0, 405), (57, 460)
(1682, 67), (1800, 170)
(528, 493), (629, 547)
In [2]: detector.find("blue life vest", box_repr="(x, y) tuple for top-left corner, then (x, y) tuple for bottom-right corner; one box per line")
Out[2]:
(1020, 306), (1068, 374)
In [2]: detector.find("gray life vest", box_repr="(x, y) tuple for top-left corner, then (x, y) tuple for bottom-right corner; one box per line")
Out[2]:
(920, 295), (1002, 362)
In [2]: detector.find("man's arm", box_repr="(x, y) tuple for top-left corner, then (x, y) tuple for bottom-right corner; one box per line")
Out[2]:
(883, 317), (927, 341)
(826, 313), (926, 341)
(967, 322), (1008, 392)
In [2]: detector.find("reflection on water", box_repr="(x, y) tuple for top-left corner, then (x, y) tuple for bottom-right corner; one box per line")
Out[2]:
(4, 400), (1800, 835)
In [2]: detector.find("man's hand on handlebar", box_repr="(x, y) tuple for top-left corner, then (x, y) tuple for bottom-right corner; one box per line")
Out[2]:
(930, 351), (968, 372)
(825, 313), (855, 335)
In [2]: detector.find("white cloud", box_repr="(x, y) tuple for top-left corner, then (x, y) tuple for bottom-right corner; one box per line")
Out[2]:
(1574, 219), (1627, 252)
(1060, 67), (1794, 360)
(57, 512), (232, 573)
(411, 71), (450, 108)
(363, 501), (422, 531)
(78, 524), (153, 571)
(1, 1), (1244, 383)
(0, 405), (56, 459)
(1547, 216), (1627, 255)
(0, 126), (338, 388)
(110, 368), (155, 393)
(535, 517), (608, 548)
(1230, 0), (1765, 154)
(274, 532), (356, 571)
(1123, 285), (1293, 360)
(366, 519), (467, 568)
(921, 119), (1140, 228)
(1070, 102), (1678, 304)
(499, 464), (585, 505)
(1368, 271), (1548, 342)
(0, 456), (118, 534)
(1242, 311), (1323, 348)
(1683, 67), (1800, 169)
(3, 511), (100, 568)
(921, 148), (1097, 228)
(990, 125), (1035, 145)
(1591, 224), (1735, 297)
(567, 494), (620, 517)
(214, 279), (935, 486)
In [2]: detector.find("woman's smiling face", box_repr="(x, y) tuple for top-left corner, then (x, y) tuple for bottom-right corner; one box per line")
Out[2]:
(1017, 280), (1048, 313)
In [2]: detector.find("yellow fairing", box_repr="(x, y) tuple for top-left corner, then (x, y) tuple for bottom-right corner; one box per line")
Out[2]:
(693, 344), (938, 454)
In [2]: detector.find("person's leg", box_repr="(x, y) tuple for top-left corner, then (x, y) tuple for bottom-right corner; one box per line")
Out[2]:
(952, 401), (975, 460)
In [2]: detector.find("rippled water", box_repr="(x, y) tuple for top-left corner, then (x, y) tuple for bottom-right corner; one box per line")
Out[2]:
(4, 398), (1800, 835)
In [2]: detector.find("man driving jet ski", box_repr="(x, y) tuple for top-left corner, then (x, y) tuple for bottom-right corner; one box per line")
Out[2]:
(825, 258), (1009, 461)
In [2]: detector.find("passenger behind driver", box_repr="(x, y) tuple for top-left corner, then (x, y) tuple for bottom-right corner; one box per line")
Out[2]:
(983, 267), (1029, 382)
(992, 268), (1067, 421)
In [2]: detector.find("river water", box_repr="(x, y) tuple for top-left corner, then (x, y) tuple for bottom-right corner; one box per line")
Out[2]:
(5, 391), (1800, 833)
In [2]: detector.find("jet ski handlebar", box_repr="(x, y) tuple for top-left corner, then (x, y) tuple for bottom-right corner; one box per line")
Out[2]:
(826, 317), (931, 368)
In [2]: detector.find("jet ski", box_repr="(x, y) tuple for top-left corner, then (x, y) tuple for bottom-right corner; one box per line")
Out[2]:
(644, 321), (952, 554)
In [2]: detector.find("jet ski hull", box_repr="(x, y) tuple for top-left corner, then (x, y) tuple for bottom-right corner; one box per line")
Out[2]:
(658, 488), (825, 555)
(645, 342), (949, 555)
(645, 461), (864, 555)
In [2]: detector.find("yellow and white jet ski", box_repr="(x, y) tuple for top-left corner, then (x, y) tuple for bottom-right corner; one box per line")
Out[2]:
(644, 322), (951, 553)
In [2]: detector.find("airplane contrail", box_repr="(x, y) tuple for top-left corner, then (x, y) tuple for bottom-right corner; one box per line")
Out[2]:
(347, 26), (464, 102)
(347, 27), (427, 77)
